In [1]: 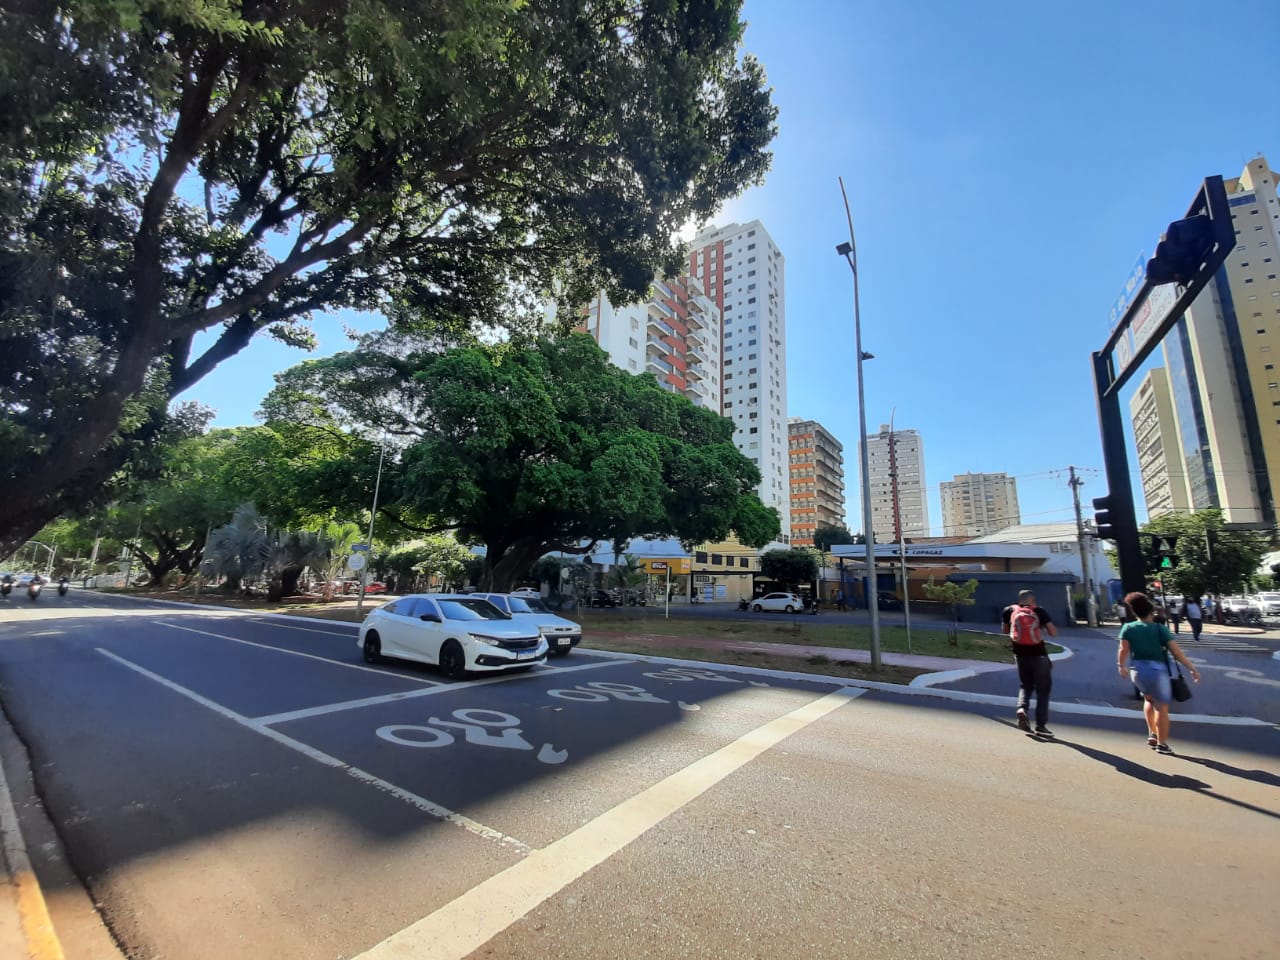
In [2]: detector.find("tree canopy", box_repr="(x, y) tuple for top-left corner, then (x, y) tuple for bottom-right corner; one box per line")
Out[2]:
(812, 524), (855, 551)
(1140, 509), (1268, 598)
(758, 547), (818, 588)
(262, 332), (780, 589)
(0, 0), (777, 557)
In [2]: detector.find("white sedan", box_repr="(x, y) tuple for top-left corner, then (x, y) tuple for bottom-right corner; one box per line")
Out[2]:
(471, 592), (582, 656)
(751, 592), (803, 613)
(357, 594), (547, 680)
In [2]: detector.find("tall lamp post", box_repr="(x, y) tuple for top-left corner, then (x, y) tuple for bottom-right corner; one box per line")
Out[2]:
(836, 176), (882, 670)
(354, 438), (387, 619)
(887, 408), (912, 653)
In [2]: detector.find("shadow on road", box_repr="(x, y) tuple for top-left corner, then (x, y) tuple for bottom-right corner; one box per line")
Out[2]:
(1032, 730), (1280, 821)
(1173, 752), (1280, 789)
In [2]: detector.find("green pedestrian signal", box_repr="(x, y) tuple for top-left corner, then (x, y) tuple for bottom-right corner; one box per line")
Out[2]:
(1160, 556), (1173, 569)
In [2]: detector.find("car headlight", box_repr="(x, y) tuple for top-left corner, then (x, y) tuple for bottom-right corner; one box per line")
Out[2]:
(468, 633), (503, 646)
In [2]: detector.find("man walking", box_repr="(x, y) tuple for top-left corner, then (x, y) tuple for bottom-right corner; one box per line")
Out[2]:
(1183, 596), (1203, 641)
(1001, 589), (1058, 737)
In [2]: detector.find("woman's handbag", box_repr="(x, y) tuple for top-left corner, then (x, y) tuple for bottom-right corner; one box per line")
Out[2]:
(1166, 655), (1192, 702)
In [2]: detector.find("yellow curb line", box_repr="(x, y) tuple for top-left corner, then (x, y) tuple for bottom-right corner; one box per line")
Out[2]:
(0, 750), (64, 960)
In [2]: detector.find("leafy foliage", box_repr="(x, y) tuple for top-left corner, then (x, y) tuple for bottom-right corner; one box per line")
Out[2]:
(921, 577), (978, 623)
(812, 524), (856, 551)
(262, 332), (779, 589)
(0, 0), (777, 555)
(201, 503), (271, 592)
(1140, 509), (1269, 598)
(759, 548), (819, 588)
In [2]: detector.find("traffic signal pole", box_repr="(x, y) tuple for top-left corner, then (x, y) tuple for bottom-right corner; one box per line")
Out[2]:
(1092, 351), (1146, 595)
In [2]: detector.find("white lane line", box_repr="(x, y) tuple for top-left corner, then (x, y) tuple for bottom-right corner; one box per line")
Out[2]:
(248, 618), (356, 637)
(252, 659), (626, 726)
(94, 648), (529, 854)
(353, 686), (866, 960)
(154, 620), (443, 685)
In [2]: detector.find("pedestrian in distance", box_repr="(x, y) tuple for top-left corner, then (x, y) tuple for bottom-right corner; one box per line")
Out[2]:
(835, 588), (846, 612)
(1117, 591), (1201, 754)
(1167, 597), (1183, 634)
(1183, 596), (1203, 641)
(1001, 589), (1058, 737)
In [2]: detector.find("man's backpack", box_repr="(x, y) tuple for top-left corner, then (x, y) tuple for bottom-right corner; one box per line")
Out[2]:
(1009, 605), (1042, 646)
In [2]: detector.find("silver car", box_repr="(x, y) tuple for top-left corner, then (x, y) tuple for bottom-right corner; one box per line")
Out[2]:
(357, 594), (547, 679)
(470, 592), (582, 657)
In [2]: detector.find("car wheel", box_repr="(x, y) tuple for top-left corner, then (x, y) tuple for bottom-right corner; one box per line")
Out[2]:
(752, 603), (763, 612)
(784, 605), (794, 614)
(362, 632), (382, 664)
(439, 640), (468, 681)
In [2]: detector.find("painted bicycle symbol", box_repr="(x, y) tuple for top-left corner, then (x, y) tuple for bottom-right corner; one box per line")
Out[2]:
(376, 708), (568, 764)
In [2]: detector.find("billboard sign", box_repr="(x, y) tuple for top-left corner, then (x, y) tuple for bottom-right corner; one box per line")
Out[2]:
(1109, 253), (1147, 331)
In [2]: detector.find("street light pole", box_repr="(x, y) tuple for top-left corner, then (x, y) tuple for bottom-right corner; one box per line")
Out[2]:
(888, 408), (912, 653)
(836, 176), (882, 671)
(355, 438), (387, 619)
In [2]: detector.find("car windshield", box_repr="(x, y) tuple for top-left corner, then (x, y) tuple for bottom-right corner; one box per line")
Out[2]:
(506, 597), (536, 613)
(522, 597), (550, 612)
(437, 599), (509, 621)
(1261, 593), (1280, 601)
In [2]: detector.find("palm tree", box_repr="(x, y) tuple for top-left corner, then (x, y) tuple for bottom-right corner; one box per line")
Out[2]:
(201, 504), (270, 593)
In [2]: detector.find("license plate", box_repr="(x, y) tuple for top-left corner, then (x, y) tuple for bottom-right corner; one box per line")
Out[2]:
(556, 637), (573, 647)
(516, 649), (537, 660)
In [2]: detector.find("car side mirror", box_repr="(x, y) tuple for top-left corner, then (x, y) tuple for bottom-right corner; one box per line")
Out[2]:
(419, 613), (441, 623)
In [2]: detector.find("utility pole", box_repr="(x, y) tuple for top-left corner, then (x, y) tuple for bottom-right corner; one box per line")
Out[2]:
(1069, 466), (1098, 626)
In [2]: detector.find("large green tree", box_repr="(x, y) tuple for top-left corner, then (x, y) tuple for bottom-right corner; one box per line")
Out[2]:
(758, 547), (818, 589)
(0, 0), (776, 557)
(262, 332), (779, 589)
(1140, 509), (1268, 599)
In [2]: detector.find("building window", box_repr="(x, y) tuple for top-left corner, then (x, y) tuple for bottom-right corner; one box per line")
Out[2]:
(695, 551), (707, 563)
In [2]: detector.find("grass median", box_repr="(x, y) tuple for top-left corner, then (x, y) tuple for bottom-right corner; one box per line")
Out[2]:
(574, 612), (1058, 664)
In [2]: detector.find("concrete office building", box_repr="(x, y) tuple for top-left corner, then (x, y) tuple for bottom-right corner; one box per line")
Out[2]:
(1129, 368), (1192, 518)
(787, 418), (845, 546)
(1154, 155), (1280, 526)
(866, 425), (928, 541)
(689, 220), (789, 537)
(581, 275), (721, 412)
(939, 472), (1020, 537)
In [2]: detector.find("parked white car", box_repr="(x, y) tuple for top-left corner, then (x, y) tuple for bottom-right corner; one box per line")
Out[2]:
(357, 594), (546, 679)
(470, 592), (582, 656)
(750, 592), (803, 613)
(1251, 592), (1280, 617)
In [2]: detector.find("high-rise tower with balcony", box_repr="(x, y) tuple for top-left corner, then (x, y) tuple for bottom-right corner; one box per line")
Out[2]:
(787, 418), (845, 546)
(688, 220), (789, 536)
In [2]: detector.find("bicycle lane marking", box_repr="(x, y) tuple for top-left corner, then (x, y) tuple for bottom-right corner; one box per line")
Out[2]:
(352, 685), (867, 960)
(93, 648), (530, 854)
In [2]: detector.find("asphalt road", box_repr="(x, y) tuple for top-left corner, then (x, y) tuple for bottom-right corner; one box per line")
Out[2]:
(1, 592), (1277, 960)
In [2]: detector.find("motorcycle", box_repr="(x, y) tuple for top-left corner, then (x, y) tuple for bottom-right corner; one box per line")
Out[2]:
(737, 598), (750, 611)
(57, 577), (69, 597)
(0, 575), (11, 597)
(27, 577), (42, 601)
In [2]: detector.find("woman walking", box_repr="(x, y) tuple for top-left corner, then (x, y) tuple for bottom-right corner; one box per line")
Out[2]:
(1117, 592), (1201, 753)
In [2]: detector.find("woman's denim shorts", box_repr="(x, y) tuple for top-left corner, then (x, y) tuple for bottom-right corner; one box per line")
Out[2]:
(1130, 660), (1172, 705)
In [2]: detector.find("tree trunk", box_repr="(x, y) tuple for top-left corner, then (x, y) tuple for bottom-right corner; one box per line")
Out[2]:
(483, 540), (548, 592)
(278, 564), (305, 597)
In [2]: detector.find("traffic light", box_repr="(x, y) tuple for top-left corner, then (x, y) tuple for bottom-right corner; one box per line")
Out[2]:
(1146, 215), (1215, 286)
(1092, 495), (1116, 541)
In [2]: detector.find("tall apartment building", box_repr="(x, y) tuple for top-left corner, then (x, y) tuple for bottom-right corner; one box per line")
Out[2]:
(581, 275), (722, 413)
(1146, 155), (1280, 527)
(939, 472), (1020, 537)
(787, 418), (845, 546)
(689, 220), (790, 538)
(1128, 368), (1192, 518)
(866, 425), (928, 540)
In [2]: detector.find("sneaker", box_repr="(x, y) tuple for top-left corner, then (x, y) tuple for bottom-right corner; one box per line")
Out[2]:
(1016, 708), (1030, 732)
(1034, 725), (1054, 737)
(1156, 742), (1172, 754)
(1147, 735), (1159, 748)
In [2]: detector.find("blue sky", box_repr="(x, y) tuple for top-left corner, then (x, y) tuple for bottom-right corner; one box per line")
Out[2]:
(180, 0), (1280, 535)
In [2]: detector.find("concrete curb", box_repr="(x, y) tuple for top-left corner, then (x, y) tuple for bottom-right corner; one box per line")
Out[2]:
(911, 641), (1074, 688)
(0, 737), (64, 960)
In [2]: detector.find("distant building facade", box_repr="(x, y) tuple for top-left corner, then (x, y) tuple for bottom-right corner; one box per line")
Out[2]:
(787, 418), (845, 546)
(1129, 368), (1192, 518)
(581, 275), (721, 412)
(689, 220), (789, 538)
(866, 424), (928, 540)
(939, 472), (1020, 537)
